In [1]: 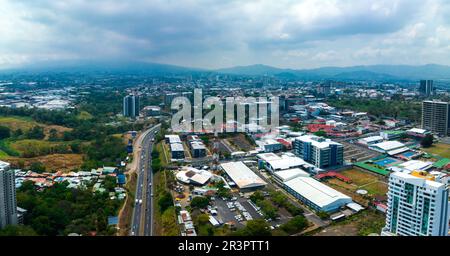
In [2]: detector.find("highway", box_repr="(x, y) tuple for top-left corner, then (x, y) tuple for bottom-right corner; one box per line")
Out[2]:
(130, 124), (161, 236)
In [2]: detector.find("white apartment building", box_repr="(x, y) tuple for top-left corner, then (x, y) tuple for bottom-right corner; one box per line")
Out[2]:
(0, 161), (17, 229)
(382, 171), (449, 236)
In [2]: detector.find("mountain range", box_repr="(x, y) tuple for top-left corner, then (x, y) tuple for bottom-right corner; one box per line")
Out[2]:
(3, 60), (450, 81)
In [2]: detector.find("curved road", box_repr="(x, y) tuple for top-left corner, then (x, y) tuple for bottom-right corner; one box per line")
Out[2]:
(130, 124), (161, 236)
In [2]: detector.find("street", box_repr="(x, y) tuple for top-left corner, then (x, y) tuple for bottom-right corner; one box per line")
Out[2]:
(130, 124), (161, 236)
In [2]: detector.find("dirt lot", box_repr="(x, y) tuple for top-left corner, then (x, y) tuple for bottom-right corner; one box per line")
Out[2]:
(227, 134), (255, 152)
(422, 143), (450, 158)
(313, 210), (385, 236)
(5, 153), (84, 172)
(323, 168), (388, 205)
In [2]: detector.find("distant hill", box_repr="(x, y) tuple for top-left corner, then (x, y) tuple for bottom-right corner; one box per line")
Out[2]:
(216, 64), (450, 81)
(3, 60), (450, 81)
(0, 60), (206, 75)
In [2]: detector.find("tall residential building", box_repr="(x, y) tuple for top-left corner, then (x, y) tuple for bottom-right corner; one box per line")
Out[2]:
(419, 80), (434, 97)
(123, 94), (140, 118)
(382, 171), (449, 236)
(293, 135), (344, 168)
(0, 161), (17, 229)
(421, 100), (450, 136)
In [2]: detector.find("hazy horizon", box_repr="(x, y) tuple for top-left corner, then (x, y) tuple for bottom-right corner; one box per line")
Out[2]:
(1, 0), (450, 70)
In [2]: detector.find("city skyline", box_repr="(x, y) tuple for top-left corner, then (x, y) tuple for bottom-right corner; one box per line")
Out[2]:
(1, 0), (450, 69)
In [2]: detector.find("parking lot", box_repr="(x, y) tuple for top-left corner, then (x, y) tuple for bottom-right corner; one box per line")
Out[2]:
(212, 196), (264, 228)
(340, 140), (380, 162)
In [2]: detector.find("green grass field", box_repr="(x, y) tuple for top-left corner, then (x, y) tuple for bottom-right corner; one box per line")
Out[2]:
(0, 116), (39, 131)
(11, 139), (71, 157)
(422, 143), (450, 159)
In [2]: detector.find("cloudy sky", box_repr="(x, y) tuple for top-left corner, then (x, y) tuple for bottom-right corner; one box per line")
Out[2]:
(1, 0), (450, 69)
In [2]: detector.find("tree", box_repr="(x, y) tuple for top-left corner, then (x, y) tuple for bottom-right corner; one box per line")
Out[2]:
(314, 130), (327, 137)
(249, 191), (264, 203)
(235, 219), (272, 236)
(317, 211), (330, 220)
(13, 128), (23, 138)
(158, 191), (173, 212)
(0, 225), (38, 236)
(26, 126), (45, 140)
(420, 134), (434, 148)
(30, 162), (46, 173)
(48, 128), (59, 141)
(0, 125), (10, 140)
(190, 196), (210, 209)
(280, 215), (308, 234)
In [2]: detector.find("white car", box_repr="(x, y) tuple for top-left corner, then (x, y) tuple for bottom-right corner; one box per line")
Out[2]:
(139, 199), (143, 204)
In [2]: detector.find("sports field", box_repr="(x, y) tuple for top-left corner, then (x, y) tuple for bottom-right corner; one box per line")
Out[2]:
(422, 143), (450, 159)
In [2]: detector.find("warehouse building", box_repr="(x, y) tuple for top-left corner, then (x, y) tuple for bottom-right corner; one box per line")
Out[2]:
(257, 153), (315, 173)
(272, 168), (310, 185)
(284, 176), (352, 213)
(358, 136), (384, 146)
(369, 140), (408, 155)
(220, 161), (267, 191)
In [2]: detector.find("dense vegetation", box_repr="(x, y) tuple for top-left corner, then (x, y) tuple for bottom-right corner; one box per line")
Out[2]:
(15, 181), (121, 236)
(327, 98), (422, 122)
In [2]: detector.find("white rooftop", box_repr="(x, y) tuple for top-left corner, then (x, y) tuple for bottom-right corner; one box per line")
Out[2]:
(170, 143), (184, 151)
(220, 161), (267, 189)
(256, 152), (281, 162)
(391, 171), (445, 189)
(371, 140), (405, 151)
(399, 160), (433, 172)
(284, 177), (352, 208)
(0, 160), (10, 170)
(269, 155), (313, 171)
(359, 136), (384, 143)
(296, 135), (342, 149)
(407, 128), (428, 134)
(273, 168), (310, 182)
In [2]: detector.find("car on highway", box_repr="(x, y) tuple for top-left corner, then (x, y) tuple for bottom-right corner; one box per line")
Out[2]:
(139, 199), (142, 204)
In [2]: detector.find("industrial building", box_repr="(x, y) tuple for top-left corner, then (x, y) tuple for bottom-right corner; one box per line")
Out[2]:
(358, 136), (384, 146)
(382, 171), (449, 236)
(0, 161), (17, 229)
(257, 153), (316, 173)
(406, 128), (431, 138)
(293, 135), (344, 169)
(257, 139), (283, 153)
(421, 100), (450, 136)
(220, 161), (267, 191)
(272, 168), (310, 185)
(175, 167), (212, 186)
(283, 176), (352, 213)
(369, 140), (408, 155)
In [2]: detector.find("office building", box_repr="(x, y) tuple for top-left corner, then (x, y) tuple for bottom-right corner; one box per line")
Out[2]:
(293, 135), (344, 168)
(0, 161), (17, 229)
(123, 94), (140, 118)
(382, 171), (449, 236)
(419, 80), (434, 97)
(421, 100), (450, 136)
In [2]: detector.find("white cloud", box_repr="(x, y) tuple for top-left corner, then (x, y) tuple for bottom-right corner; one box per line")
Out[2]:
(0, 0), (448, 69)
